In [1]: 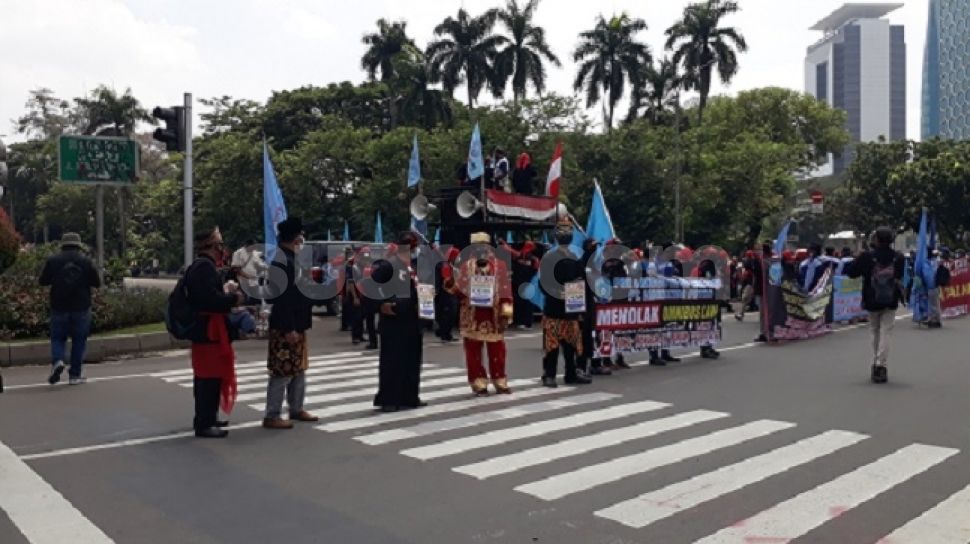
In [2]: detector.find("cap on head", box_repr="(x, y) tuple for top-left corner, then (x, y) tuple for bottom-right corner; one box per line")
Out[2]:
(60, 232), (84, 250)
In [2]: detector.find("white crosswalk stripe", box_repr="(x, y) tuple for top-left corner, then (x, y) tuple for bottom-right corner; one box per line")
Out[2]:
(295, 374), (472, 407)
(318, 386), (577, 433)
(163, 356), (379, 383)
(401, 399), (670, 461)
(292, 379), (540, 418)
(232, 364), (443, 393)
(152, 350), (369, 378)
(878, 483), (970, 543)
(595, 429), (869, 529)
(514, 419), (795, 501)
(696, 444), (958, 543)
(235, 367), (464, 403)
(226, 362), (387, 387)
(355, 393), (619, 446)
(452, 409), (729, 480)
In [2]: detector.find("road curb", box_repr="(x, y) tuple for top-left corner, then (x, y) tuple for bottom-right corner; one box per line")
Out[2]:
(1, 332), (189, 368)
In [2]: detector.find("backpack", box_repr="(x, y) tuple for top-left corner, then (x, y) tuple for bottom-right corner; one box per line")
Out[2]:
(165, 261), (201, 340)
(56, 261), (85, 291)
(870, 260), (898, 307)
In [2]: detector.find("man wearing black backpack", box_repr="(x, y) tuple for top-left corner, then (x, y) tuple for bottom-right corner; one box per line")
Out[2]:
(846, 227), (905, 384)
(39, 233), (101, 386)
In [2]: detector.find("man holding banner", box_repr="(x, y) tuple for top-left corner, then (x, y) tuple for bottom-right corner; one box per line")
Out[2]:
(846, 227), (905, 384)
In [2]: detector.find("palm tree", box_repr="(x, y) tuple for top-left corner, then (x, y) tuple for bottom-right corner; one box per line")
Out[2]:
(665, 0), (747, 126)
(426, 8), (505, 108)
(73, 85), (151, 137)
(626, 58), (683, 125)
(573, 14), (652, 132)
(361, 19), (415, 82)
(492, 0), (561, 107)
(395, 55), (454, 129)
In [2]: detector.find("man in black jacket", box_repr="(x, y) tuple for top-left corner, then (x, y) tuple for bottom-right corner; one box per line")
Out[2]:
(540, 226), (592, 387)
(39, 232), (101, 386)
(846, 227), (905, 384)
(262, 217), (318, 429)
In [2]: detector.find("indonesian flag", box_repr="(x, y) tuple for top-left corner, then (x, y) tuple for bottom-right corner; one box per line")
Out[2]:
(545, 142), (562, 198)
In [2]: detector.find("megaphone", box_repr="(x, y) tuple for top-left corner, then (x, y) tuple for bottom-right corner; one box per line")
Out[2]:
(409, 194), (436, 221)
(456, 191), (483, 219)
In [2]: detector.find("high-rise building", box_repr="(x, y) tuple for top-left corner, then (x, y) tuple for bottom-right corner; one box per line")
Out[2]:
(805, 3), (906, 176)
(922, 0), (970, 140)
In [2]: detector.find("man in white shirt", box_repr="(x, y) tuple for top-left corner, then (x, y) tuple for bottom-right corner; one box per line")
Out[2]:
(231, 239), (265, 301)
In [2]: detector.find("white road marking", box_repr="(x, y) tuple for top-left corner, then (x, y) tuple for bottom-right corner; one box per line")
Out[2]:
(878, 483), (970, 543)
(696, 444), (959, 544)
(233, 367), (464, 402)
(290, 379), (540, 417)
(231, 363), (433, 391)
(298, 374), (472, 407)
(151, 350), (370, 378)
(514, 419), (795, 501)
(402, 399), (670, 461)
(318, 386), (577, 433)
(161, 355), (378, 382)
(595, 430), (868, 528)
(452, 409), (729, 480)
(356, 392), (618, 446)
(0, 439), (115, 542)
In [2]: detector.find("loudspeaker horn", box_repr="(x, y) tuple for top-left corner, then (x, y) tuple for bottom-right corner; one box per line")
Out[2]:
(456, 191), (483, 219)
(409, 194), (436, 221)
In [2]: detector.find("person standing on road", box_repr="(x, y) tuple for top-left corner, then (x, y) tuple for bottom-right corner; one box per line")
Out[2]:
(357, 247), (379, 350)
(262, 218), (319, 429)
(39, 232), (101, 386)
(926, 248), (950, 329)
(509, 241), (539, 330)
(434, 247), (460, 342)
(372, 233), (425, 412)
(845, 227), (905, 384)
(184, 227), (245, 439)
(230, 239), (265, 303)
(445, 232), (514, 396)
(540, 224), (592, 387)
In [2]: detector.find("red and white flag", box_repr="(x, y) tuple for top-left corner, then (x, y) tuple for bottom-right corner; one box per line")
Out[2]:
(545, 142), (562, 198)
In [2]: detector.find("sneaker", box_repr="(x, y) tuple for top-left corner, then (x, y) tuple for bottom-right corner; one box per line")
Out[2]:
(48, 361), (65, 385)
(541, 376), (558, 388)
(871, 365), (888, 384)
(68, 376), (87, 385)
(700, 347), (720, 360)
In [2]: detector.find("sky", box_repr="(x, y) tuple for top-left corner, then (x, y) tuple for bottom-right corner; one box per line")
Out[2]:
(0, 0), (929, 142)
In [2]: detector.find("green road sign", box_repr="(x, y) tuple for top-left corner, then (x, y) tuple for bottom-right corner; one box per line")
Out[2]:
(58, 135), (140, 185)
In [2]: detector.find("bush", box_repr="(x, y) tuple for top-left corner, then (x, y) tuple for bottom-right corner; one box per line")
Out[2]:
(0, 208), (19, 274)
(0, 244), (167, 340)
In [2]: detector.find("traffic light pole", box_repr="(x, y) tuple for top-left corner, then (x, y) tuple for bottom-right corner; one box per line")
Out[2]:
(96, 184), (104, 270)
(183, 92), (193, 269)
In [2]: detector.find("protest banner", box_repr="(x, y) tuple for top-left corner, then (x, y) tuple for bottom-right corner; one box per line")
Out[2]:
(765, 266), (834, 341)
(832, 275), (866, 322)
(594, 277), (721, 357)
(941, 257), (970, 319)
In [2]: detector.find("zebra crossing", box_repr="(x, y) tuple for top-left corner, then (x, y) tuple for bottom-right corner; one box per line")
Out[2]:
(153, 350), (970, 543)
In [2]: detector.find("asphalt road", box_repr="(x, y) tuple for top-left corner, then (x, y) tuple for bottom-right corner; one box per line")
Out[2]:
(1, 312), (969, 543)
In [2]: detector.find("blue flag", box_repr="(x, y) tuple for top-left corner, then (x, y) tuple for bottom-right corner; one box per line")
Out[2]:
(327, 229), (332, 241)
(374, 212), (383, 243)
(774, 220), (792, 257)
(263, 141), (288, 262)
(434, 227), (440, 244)
(467, 123), (484, 180)
(541, 231), (549, 245)
(343, 221), (350, 242)
(411, 215), (428, 238)
(506, 231), (514, 243)
(912, 209), (932, 321)
(408, 135), (421, 188)
(586, 180), (616, 244)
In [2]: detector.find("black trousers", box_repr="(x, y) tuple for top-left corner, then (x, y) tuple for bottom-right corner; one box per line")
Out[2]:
(512, 286), (534, 327)
(193, 377), (221, 430)
(363, 302), (377, 344)
(434, 294), (456, 340)
(348, 301), (365, 341)
(543, 342), (578, 380)
(577, 311), (600, 371)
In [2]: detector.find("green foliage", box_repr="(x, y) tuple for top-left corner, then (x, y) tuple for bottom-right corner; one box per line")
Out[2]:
(492, 0), (561, 104)
(426, 8), (505, 107)
(0, 245), (166, 340)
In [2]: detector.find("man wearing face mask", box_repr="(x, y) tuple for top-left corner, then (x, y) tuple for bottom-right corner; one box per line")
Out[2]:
(444, 232), (514, 396)
(371, 232), (426, 412)
(539, 222), (592, 387)
(262, 217), (318, 429)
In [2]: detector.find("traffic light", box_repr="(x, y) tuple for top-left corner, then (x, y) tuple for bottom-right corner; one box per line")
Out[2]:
(152, 106), (185, 152)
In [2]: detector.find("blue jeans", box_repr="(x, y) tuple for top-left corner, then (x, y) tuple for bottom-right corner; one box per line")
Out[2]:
(50, 310), (92, 378)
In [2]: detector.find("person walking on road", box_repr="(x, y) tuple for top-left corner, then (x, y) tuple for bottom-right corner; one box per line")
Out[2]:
(262, 218), (318, 429)
(846, 227), (905, 384)
(371, 233), (426, 412)
(184, 227), (246, 438)
(39, 232), (101, 386)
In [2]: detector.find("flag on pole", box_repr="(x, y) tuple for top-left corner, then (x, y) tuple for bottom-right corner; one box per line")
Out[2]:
(343, 221), (350, 242)
(327, 229), (332, 241)
(506, 231), (513, 243)
(374, 212), (383, 243)
(467, 123), (484, 180)
(541, 231), (549, 245)
(769, 219), (793, 286)
(263, 141), (288, 262)
(912, 208), (932, 322)
(585, 180), (616, 243)
(434, 227), (440, 244)
(411, 215), (428, 238)
(545, 142), (563, 197)
(773, 220), (792, 257)
(408, 134), (421, 187)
